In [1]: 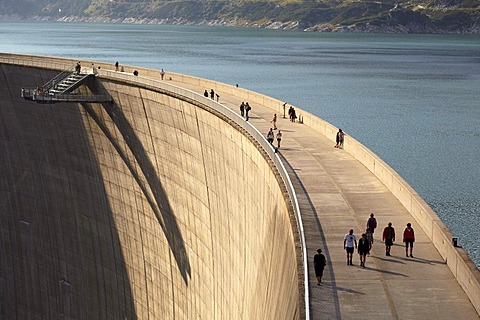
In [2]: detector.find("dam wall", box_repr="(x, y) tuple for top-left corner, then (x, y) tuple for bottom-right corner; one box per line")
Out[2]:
(0, 55), (301, 319)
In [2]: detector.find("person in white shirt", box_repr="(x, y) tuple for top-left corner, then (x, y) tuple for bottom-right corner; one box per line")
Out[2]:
(344, 229), (357, 265)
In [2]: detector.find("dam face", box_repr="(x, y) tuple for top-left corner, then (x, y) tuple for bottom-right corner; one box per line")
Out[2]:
(0, 63), (300, 319)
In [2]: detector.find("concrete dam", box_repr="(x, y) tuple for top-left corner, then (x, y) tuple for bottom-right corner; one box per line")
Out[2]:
(0, 55), (302, 319)
(2, 54), (480, 319)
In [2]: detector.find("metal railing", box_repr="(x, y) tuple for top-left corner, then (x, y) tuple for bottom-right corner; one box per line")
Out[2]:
(98, 69), (311, 319)
(0, 53), (310, 319)
(21, 88), (111, 103)
(43, 67), (75, 92)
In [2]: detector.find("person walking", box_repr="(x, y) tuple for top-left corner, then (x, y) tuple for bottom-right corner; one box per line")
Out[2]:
(365, 228), (373, 255)
(344, 229), (357, 265)
(403, 223), (415, 257)
(271, 113), (277, 130)
(240, 102), (245, 117)
(115, 61), (119, 71)
(367, 213), (377, 241)
(335, 129), (345, 148)
(210, 89), (215, 100)
(245, 102), (251, 121)
(358, 233), (369, 268)
(276, 130), (282, 149)
(382, 222), (395, 256)
(313, 248), (327, 285)
(160, 68), (165, 80)
(266, 128), (274, 144)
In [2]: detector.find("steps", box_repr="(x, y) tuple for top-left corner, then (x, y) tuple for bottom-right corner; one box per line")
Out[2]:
(21, 65), (112, 104)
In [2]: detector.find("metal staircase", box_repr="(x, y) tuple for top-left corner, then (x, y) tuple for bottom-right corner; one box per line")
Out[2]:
(21, 65), (112, 104)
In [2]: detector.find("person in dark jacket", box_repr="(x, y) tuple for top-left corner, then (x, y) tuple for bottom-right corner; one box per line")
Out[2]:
(367, 213), (377, 241)
(313, 248), (326, 285)
(382, 222), (395, 256)
(358, 233), (370, 268)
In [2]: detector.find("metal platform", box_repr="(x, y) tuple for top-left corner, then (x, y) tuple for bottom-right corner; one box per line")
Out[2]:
(21, 66), (112, 104)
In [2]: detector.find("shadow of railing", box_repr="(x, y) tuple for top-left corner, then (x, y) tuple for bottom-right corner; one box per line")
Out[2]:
(81, 100), (191, 284)
(96, 69), (310, 318)
(0, 54), (310, 319)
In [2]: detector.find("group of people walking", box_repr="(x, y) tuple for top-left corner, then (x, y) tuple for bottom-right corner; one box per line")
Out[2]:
(315, 213), (416, 285)
(239, 101), (252, 121)
(343, 214), (416, 266)
(266, 127), (282, 149)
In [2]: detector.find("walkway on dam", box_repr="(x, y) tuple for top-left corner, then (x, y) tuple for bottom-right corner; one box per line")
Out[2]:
(163, 78), (479, 320)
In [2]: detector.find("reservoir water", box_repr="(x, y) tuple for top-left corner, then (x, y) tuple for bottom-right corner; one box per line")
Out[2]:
(1, 21), (479, 267)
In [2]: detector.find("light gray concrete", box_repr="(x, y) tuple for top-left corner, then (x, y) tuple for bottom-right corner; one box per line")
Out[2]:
(0, 62), (300, 319)
(167, 78), (480, 319)
(1, 54), (479, 319)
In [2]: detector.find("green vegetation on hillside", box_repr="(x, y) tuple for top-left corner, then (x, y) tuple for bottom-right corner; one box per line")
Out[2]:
(0, 0), (478, 33)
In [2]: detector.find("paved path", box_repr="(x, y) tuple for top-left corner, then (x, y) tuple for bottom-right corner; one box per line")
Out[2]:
(168, 80), (479, 319)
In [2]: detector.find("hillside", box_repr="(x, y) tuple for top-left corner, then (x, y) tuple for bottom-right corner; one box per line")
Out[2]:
(1, 0), (479, 33)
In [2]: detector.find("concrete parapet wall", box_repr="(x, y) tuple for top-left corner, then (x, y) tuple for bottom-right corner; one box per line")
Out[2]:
(0, 55), (300, 319)
(293, 100), (480, 316)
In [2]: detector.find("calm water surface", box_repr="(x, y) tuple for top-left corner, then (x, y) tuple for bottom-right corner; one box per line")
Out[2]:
(1, 21), (479, 267)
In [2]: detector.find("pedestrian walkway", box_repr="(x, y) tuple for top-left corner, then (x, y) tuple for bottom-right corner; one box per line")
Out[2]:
(168, 80), (479, 319)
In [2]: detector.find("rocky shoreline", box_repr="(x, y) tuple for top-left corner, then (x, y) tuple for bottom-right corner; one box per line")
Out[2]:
(2, 14), (480, 34)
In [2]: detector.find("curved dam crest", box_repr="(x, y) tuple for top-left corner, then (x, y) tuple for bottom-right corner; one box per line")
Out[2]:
(1, 54), (479, 319)
(0, 59), (300, 318)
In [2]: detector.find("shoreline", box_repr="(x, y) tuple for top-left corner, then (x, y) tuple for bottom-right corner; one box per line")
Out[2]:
(2, 15), (480, 34)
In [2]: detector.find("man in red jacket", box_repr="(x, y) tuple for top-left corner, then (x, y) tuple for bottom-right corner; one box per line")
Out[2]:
(403, 223), (415, 257)
(382, 222), (395, 256)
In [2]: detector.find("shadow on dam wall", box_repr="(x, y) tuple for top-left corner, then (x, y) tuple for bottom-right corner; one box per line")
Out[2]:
(0, 63), (300, 319)
(0, 65), (137, 318)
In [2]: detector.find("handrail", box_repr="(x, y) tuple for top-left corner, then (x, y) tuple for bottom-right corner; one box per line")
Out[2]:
(98, 69), (311, 319)
(0, 53), (310, 319)
(43, 67), (75, 91)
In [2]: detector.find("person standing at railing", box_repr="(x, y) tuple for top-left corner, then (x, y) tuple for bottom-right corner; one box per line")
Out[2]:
(335, 129), (345, 149)
(266, 128), (274, 144)
(239, 102), (245, 117)
(115, 61), (119, 71)
(160, 69), (165, 80)
(245, 102), (251, 121)
(276, 130), (282, 149)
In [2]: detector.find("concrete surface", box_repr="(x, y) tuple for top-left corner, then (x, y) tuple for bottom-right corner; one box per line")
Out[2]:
(0, 61), (299, 319)
(1, 54), (479, 319)
(164, 74), (480, 320)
